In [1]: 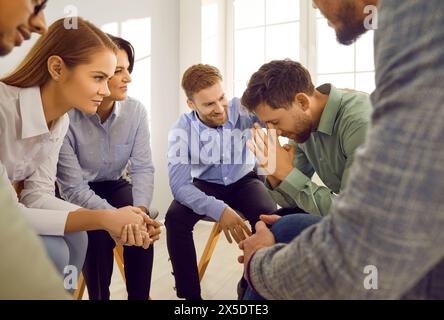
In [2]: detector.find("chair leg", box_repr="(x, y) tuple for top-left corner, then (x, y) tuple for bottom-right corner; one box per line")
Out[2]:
(73, 272), (86, 300)
(113, 246), (126, 283)
(197, 222), (222, 282)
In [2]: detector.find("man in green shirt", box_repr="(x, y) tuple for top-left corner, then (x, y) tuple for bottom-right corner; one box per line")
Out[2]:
(242, 59), (372, 217)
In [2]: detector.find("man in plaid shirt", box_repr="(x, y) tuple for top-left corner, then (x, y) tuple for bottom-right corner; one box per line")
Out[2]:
(240, 0), (444, 299)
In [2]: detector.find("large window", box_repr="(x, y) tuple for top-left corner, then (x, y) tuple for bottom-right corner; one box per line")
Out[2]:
(102, 18), (152, 122)
(233, 0), (300, 97)
(315, 11), (375, 93)
(201, 1), (376, 97)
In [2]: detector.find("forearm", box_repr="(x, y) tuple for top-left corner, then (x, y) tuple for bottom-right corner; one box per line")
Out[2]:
(64, 209), (112, 233)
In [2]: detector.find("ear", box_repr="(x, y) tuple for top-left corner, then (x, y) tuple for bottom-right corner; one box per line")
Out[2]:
(47, 55), (65, 81)
(187, 99), (196, 111)
(295, 93), (310, 112)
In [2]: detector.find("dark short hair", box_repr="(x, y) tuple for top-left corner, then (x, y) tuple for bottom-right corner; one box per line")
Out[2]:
(106, 34), (135, 73)
(241, 59), (315, 111)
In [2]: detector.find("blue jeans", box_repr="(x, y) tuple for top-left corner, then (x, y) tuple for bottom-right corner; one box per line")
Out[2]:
(243, 213), (322, 300)
(40, 231), (88, 293)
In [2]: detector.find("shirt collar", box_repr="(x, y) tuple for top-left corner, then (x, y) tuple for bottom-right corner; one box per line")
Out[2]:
(19, 87), (49, 139)
(87, 100), (122, 123)
(317, 84), (343, 136)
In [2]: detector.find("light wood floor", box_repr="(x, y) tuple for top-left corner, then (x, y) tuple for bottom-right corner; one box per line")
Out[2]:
(82, 221), (244, 300)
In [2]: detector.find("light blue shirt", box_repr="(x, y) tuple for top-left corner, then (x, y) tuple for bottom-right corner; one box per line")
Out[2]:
(57, 97), (155, 210)
(168, 98), (257, 221)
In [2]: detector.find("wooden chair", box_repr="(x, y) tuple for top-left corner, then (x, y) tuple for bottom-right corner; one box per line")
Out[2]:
(196, 212), (245, 282)
(197, 221), (222, 282)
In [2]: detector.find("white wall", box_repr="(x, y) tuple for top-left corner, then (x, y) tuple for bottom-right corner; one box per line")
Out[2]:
(179, 0), (202, 114)
(0, 0), (180, 218)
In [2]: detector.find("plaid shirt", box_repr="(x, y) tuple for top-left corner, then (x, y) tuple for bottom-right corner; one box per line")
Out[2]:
(247, 0), (444, 299)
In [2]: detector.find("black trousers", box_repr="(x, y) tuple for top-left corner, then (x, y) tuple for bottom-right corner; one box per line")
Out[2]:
(82, 179), (154, 300)
(165, 172), (277, 300)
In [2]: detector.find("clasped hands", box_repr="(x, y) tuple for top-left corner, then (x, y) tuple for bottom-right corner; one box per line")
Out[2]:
(108, 206), (162, 249)
(246, 123), (295, 182)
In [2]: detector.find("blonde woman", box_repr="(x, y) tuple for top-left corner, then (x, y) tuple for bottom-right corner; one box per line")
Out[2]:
(0, 18), (153, 281)
(57, 35), (159, 300)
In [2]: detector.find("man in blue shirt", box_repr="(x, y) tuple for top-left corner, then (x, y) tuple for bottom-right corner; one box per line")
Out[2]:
(166, 64), (276, 300)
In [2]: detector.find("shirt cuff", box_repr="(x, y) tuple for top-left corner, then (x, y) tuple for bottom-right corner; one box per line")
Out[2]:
(206, 200), (228, 221)
(277, 168), (310, 196)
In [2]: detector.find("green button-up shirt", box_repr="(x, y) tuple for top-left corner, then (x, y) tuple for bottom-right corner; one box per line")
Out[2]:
(267, 84), (372, 216)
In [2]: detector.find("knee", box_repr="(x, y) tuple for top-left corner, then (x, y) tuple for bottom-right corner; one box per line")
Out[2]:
(40, 236), (70, 275)
(271, 214), (322, 244)
(71, 231), (88, 255)
(64, 231), (88, 270)
(165, 201), (194, 231)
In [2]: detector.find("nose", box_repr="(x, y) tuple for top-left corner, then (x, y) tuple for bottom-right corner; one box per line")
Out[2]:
(99, 82), (111, 97)
(124, 70), (132, 83)
(28, 11), (47, 35)
(215, 101), (225, 113)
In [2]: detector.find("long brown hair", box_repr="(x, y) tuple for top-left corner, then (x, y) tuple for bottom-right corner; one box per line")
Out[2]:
(2, 17), (118, 88)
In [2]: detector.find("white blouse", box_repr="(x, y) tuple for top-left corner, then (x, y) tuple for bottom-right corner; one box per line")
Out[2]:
(0, 82), (80, 236)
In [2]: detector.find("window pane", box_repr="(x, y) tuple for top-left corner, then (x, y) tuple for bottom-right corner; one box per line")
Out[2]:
(266, 22), (299, 61)
(202, 2), (218, 40)
(356, 31), (375, 72)
(235, 27), (265, 82)
(202, 36), (219, 67)
(266, 0), (300, 24)
(129, 57), (151, 121)
(234, 0), (265, 29)
(317, 18), (354, 73)
(355, 72), (375, 94)
(317, 73), (354, 90)
(121, 18), (151, 58)
(235, 80), (249, 98)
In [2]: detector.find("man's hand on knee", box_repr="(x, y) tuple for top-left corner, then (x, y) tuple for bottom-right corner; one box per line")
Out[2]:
(219, 207), (252, 244)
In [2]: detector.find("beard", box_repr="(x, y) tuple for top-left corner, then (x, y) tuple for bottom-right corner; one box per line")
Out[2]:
(290, 112), (313, 144)
(293, 127), (313, 144)
(335, 1), (369, 45)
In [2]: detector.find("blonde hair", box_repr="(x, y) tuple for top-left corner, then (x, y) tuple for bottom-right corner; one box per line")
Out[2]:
(2, 17), (118, 88)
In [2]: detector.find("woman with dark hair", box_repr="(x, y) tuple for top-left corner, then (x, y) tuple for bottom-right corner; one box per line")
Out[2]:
(56, 34), (159, 300)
